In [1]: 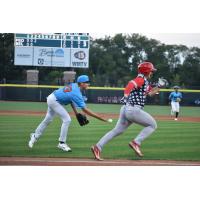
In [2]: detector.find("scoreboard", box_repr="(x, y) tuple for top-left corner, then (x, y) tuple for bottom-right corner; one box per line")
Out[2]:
(14, 33), (90, 68)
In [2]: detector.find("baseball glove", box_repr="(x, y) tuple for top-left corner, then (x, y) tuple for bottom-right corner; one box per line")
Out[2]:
(157, 77), (169, 88)
(76, 113), (89, 126)
(176, 98), (181, 102)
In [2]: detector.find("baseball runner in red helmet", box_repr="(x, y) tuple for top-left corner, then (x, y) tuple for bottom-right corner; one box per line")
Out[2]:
(91, 62), (168, 160)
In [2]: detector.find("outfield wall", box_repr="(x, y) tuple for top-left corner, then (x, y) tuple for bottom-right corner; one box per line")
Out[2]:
(0, 84), (200, 106)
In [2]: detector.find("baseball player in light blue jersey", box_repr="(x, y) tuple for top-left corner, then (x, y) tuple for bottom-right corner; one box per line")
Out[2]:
(169, 86), (182, 120)
(28, 75), (110, 152)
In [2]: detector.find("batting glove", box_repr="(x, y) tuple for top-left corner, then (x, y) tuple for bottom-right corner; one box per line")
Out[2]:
(157, 77), (168, 88)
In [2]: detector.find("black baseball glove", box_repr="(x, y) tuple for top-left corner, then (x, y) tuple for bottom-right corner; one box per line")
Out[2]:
(76, 113), (89, 126)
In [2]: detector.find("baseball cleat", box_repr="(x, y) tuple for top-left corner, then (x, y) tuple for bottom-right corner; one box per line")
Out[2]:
(57, 143), (72, 152)
(129, 141), (143, 157)
(91, 145), (103, 161)
(28, 133), (37, 148)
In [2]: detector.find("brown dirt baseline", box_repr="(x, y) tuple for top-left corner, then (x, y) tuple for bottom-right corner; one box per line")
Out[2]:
(0, 110), (200, 122)
(0, 157), (200, 166)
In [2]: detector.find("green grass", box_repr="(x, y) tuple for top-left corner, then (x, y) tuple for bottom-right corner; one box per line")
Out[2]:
(0, 101), (200, 117)
(0, 101), (200, 160)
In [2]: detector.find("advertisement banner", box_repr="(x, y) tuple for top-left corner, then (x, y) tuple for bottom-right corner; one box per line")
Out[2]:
(70, 49), (89, 68)
(33, 47), (71, 67)
(33, 47), (52, 66)
(14, 47), (33, 66)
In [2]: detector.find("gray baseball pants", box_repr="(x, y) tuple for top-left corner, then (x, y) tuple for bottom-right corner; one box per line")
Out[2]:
(96, 105), (157, 151)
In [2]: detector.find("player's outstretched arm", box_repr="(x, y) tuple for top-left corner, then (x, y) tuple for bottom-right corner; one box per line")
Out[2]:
(148, 87), (160, 97)
(82, 107), (112, 123)
(71, 103), (79, 115)
(148, 77), (168, 97)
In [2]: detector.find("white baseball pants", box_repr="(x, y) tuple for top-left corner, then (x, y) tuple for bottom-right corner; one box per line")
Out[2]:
(34, 93), (71, 142)
(171, 101), (180, 113)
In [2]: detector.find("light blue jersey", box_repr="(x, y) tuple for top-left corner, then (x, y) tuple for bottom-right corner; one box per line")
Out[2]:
(53, 83), (86, 108)
(169, 91), (182, 102)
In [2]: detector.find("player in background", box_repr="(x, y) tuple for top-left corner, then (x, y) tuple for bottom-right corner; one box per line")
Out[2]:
(28, 75), (111, 152)
(91, 62), (168, 160)
(169, 86), (182, 121)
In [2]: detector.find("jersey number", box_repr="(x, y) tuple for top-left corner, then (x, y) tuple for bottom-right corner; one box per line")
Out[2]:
(63, 85), (72, 93)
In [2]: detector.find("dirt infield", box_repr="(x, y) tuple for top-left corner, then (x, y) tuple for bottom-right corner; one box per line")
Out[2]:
(0, 110), (200, 122)
(0, 157), (200, 166)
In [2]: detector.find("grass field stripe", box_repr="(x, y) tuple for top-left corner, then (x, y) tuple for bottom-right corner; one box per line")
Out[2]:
(0, 84), (200, 92)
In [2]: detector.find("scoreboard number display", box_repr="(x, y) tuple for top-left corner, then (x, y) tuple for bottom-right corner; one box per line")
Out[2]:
(14, 33), (90, 68)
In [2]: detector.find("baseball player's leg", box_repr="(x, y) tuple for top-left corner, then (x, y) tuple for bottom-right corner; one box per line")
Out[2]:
(171, 101), (176, 114)
(56, 107), (71, 143)
(34, 106), (56, 139)
(125, 106), (157, 145)
(176, 102), (180, 112)
(96, 106), (132, 151)
(50, 102), (71, 143)
(170, 103), (174, 115)
(46, 94), (72, 151)
(29, 95), (56, 148)
(175, 102), (180, 119)
(34, 93), (59, 139)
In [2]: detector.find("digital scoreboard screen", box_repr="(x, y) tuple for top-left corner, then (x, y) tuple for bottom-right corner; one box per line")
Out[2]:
(14, 33), (90, 68)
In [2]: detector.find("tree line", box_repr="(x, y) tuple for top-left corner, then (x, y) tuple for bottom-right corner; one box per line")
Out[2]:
(0, 33), (200, 88)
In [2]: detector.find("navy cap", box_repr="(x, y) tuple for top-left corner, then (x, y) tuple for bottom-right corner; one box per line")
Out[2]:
(77, 75), (89, 83)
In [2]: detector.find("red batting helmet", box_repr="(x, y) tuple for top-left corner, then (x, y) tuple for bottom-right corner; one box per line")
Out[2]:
(138, 62), (157, 75)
